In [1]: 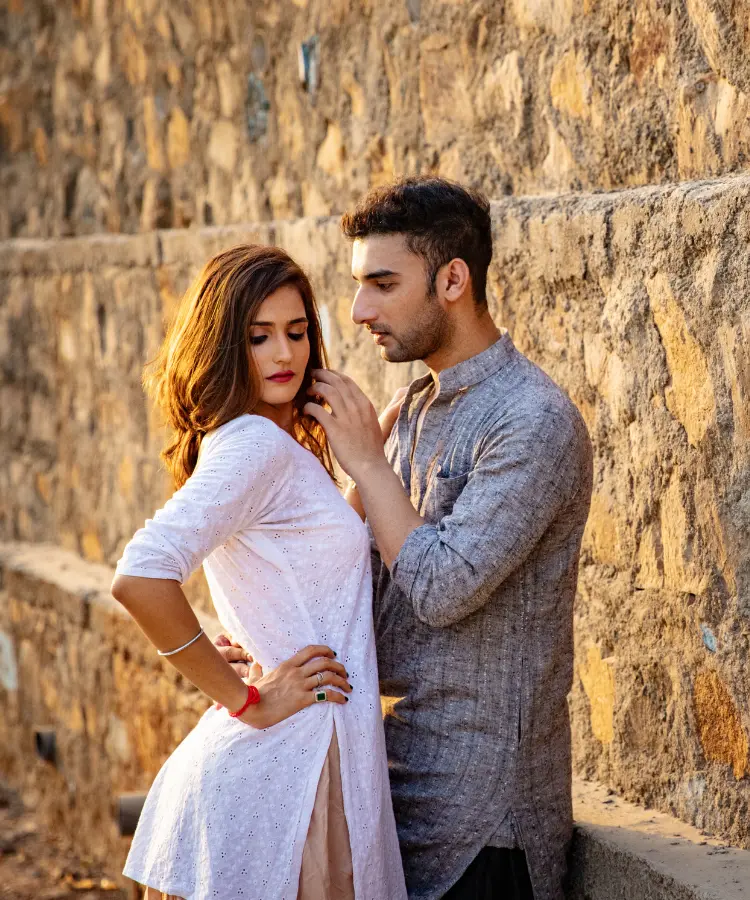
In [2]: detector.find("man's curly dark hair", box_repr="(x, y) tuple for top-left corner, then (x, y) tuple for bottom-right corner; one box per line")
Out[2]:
(341, 176), (493, 306)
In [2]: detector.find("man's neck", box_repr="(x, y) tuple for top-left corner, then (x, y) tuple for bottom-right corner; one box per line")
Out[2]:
(424, 311), (501, 379)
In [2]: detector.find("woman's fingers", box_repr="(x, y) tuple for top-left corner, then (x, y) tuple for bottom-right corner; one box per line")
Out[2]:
(300, 657), (348, 679)
(385, 387), (408, 410)
(289, 644), (336, 666)
(304, 672), (352, 693)
(308, 688), (348, 706)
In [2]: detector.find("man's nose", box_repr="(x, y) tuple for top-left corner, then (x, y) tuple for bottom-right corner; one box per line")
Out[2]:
(351, 287), (377, 325)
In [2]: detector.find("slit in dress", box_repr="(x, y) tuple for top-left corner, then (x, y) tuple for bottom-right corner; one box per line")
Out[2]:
(141, 727), (353, 900)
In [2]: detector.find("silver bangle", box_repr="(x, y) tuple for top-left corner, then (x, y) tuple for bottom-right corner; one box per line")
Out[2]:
(157, 627), (205, 657)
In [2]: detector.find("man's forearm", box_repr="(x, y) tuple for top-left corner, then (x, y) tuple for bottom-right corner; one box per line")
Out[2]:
(355, 458), (424, 568)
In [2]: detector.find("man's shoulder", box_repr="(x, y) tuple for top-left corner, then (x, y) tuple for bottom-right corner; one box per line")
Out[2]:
(482, 350), (574, 415)
(483, 352), (591, 450)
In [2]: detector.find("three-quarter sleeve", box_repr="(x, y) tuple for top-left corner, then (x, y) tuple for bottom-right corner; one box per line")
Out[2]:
(390, 399), (591, 628)
(115, 416), (288, 584)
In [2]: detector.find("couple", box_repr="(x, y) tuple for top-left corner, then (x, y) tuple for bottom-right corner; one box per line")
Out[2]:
(112, 177), (593, 900)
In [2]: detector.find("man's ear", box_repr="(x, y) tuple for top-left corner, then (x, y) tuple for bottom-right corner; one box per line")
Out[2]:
(436, 258), (471, 304)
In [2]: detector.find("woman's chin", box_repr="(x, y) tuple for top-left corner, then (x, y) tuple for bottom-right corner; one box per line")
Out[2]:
(259, 384), (300, 407)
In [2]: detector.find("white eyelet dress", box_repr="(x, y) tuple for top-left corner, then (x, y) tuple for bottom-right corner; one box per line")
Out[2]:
(115, 415), (407, 900)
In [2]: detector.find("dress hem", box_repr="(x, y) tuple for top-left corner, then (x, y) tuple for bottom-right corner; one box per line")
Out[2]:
(123, 867), (192, 900)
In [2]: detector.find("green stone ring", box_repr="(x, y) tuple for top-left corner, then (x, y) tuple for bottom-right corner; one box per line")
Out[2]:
(313, 689), (327, 703)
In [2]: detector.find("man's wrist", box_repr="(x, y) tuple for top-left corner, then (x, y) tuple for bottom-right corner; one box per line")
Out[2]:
(348, 453), (391, 487)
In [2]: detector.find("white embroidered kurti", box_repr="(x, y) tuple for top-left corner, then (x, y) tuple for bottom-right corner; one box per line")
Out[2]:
(116, 415), (407, 900)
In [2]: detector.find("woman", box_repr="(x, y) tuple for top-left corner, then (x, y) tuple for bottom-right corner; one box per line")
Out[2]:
(112, 245), (407, 900)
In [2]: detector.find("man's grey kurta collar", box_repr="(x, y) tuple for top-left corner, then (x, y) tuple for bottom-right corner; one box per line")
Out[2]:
(427, 329), (516, 398)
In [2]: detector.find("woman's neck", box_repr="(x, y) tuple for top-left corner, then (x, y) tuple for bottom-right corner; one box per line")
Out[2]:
(252, 400), (295, 434)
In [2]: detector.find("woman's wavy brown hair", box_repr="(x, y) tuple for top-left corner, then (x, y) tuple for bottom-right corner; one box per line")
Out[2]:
(146, 244), (335, 488)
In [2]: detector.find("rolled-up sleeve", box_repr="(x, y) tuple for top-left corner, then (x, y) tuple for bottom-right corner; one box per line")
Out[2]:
(390, 401), (589, 627)
(115, 417), (286, 584)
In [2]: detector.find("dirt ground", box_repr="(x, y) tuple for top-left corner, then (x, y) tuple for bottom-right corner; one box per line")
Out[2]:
(0, 781), (128, 900)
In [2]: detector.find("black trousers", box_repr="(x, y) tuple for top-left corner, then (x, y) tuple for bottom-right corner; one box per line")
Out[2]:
(442, 847), (534, 900)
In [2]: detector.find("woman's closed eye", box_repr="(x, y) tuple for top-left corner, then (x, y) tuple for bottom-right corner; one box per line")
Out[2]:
(250, 330), (308, 346)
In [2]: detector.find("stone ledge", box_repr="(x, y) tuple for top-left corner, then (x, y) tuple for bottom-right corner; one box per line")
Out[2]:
(0, 232), (158, 275)
(3, 171), (750, 276)
(0, 540), (222, 636)
(569, 780), (750, 899)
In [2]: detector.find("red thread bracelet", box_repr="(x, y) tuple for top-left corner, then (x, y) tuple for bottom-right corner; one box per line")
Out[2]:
(229, 684), (261, 718)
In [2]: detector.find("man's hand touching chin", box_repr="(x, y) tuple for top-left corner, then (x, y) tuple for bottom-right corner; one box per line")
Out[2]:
(304, 369), (392, 483)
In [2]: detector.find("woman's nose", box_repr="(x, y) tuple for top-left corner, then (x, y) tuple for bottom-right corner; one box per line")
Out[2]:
(274, 336), (293, 364)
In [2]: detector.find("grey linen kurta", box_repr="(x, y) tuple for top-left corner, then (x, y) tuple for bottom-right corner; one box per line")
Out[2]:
(371, 332), (593, 900)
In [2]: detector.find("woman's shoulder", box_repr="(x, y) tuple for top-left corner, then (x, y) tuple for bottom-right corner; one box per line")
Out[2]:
(201, 414), (294, 464)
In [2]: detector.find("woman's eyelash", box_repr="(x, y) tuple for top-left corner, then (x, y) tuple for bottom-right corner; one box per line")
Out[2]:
(250, 331), (307, 346)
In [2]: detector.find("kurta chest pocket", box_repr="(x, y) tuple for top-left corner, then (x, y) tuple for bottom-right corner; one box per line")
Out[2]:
(425, 471), (469, 522)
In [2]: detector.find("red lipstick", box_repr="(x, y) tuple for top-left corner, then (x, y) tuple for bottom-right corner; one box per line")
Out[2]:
(268, 370), (295, 384)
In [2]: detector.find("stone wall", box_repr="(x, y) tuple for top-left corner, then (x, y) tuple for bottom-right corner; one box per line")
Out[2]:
(5, 0), (750, 238)
(1, 175), (749, 848)
(0, 542), (219, 866)
(491, 176), (750, 846)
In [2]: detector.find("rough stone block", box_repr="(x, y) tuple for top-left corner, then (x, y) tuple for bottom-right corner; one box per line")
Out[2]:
(8, 1), (750, 237)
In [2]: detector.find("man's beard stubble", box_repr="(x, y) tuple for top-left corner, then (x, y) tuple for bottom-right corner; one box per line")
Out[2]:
(379, 292), (452, 364)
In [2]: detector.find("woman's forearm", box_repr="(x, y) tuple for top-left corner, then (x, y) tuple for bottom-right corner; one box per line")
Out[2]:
(344, 479), (366, 520)
(112, 574), (249, 713)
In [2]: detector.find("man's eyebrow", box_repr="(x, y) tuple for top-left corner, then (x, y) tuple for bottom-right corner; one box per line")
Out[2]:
(352, 268), (399, 282)
(251, 317), (309, 326)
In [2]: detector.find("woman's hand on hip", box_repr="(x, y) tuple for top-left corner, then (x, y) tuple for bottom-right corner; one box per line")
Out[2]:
(239, 645), (352, 729)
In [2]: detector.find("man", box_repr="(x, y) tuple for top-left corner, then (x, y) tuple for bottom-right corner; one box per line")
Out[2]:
(223, 177), (593, 899)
